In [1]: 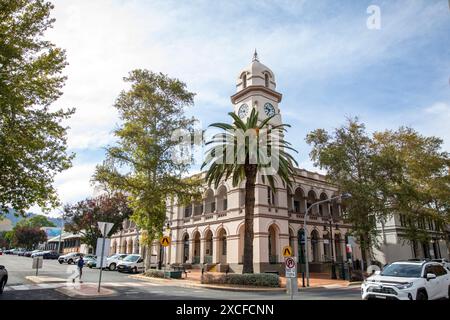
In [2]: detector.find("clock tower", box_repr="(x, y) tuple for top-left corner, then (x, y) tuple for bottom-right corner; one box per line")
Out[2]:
(231, 50), (283, 126)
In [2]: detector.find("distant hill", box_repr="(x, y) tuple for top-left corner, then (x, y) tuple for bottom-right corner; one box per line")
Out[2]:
(0, 209), (61, 231)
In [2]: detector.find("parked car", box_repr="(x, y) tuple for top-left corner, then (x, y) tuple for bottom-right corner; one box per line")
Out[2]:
(24, 251), (34, 257)
(105, 254), (128, 271)
(30, 250), (44, 258)
(13, 249), (26, 255)
(0, 249), (3, 255)
(76, 254), (96, 266)
(42, 251), (60, 260)
(87, 257), (98, 268)
(58, 252), (83, 264)
(0, 265), (7, 294)
(361, 260), (450, 300)
(432, 259), (450, 271)
(117, 254), (145, 273)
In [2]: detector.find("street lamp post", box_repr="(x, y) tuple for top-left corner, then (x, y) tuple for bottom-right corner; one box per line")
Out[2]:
(158, 222), (171, 270)
(329, 218), (337, 279)
(303, 193), (351, 287)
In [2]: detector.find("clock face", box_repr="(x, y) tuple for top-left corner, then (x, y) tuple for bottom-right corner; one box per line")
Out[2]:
(264, 103), (276, 117)
(238, 104), (249, 118)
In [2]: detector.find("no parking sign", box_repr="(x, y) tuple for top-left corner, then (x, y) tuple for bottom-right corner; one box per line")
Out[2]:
(285, 257), (296, 278)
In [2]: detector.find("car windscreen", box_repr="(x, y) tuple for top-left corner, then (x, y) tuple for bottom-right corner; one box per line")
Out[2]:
(380, 263), (422, 278)
(123, 255), (140, 262)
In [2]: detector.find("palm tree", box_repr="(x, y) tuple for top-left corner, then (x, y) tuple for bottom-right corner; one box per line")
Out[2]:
(201, 109), (298, 273)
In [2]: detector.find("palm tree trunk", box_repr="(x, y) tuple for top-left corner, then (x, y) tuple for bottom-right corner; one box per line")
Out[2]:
(243, 164), (257, 274)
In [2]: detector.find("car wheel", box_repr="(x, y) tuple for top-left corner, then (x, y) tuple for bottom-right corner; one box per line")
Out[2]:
(416, 290), (428, 300)
(0, 278), (6, 294)
(109, 263), (116, 271)
(133, 267), (138, 274)
(68, 259), (73, 264)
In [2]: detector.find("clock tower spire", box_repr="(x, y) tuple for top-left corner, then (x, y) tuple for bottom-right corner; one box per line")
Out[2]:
(231, 52), (282, 126)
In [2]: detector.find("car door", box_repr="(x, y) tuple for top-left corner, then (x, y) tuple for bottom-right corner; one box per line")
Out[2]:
(423, 265), (439, 299)
(137, 258), (144, 271)
(434, 265), (449, 299)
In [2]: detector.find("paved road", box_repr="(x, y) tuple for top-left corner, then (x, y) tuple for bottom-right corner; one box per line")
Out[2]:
(0, 254), (361, 300)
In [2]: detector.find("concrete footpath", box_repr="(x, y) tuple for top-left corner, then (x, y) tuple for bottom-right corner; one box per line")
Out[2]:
(129, 270), (362, 292)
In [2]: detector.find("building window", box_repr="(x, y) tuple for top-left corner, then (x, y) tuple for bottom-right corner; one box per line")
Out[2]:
(184, 206), (192, 217)
(265, 73), (269, 87)
(400, 214), (407, 227)
(293, 200), (300, 213)
(267, 187), (275, 205)
(242, 73), (247, 89)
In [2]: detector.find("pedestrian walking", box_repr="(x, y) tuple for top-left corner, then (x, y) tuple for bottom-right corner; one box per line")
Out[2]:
(73, 256), (84, 283)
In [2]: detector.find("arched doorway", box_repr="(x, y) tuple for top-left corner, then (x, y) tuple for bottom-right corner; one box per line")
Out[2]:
(122, 240), (127, 254)
(268, 225), (277, 264)
(204, 230), (213, 264)
(193, 231), (201, 264)
(311, 230), (319, 262)
(217, 229), (227, 264)
(127, 239), (133, 254)
(183, 234), (189, 263)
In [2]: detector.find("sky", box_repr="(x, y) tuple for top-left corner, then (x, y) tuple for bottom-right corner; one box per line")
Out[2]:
(35, 0), (450, 217)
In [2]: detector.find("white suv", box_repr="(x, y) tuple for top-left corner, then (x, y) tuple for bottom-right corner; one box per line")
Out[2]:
(361, 260), (450, 300)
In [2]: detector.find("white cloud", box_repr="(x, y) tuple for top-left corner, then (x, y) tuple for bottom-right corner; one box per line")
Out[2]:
(29, 0), (448, 212)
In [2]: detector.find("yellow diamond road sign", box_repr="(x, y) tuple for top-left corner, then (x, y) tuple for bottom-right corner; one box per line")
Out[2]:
(282, 245), (292, 257)
(160, 236), (171, 247)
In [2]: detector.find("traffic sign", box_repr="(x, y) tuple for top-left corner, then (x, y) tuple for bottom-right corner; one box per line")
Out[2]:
(97, 221), (114, 237)
(282, 245), (292, 257)
(160, 235), (171, 247)
(96, 238), (111, 259)
(32, 256), (43, 276)
(285, 257), (296, 278)
(32, 256), (43, 269)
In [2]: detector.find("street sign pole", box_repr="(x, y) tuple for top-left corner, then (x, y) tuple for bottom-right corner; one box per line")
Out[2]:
(97, 224), (106, 293)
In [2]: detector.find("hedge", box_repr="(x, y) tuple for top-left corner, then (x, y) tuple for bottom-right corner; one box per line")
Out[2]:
(201, 273), (280, 287)
(144, 269), (165, 278)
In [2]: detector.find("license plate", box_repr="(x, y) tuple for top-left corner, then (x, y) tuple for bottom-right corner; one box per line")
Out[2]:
(376, 295), (387, 299)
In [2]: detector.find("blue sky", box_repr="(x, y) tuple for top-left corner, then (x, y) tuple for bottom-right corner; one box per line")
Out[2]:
(38, 0), (450, 216)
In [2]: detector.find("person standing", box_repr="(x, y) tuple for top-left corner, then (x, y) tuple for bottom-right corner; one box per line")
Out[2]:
(73, 255), (84, 283)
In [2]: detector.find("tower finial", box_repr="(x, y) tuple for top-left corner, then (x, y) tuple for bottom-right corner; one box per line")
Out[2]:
(252, 49), (259, 62)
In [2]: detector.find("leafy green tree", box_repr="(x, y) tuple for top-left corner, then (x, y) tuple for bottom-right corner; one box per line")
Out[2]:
(12, 226), (46, 250)
(0, 0), (75, 216)
(372, 127), (450, 253)
(202, 109), (298, 273)
(93, 70), (202, 269)
(63, 193), (132, 251)
(306, 118), (387, 264)
(0, 231), (13, 249)
(307, 119), (450, 263)
(16, 215), (56, 228)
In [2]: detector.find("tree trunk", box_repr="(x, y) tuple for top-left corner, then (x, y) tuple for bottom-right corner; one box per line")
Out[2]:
(243, 164), (257, 274)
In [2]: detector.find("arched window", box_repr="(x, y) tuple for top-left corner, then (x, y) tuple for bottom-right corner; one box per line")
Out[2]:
(265, 73), (269, 87)
(267, 187), (275, 205)
(242, 73), (247, 89)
